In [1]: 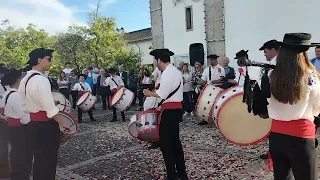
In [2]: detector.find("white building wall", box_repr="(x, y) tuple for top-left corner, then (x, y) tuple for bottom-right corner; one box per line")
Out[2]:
(162, 0), (207, 66)
(224, 0), (320, 84)
(127, 40), (154, 65)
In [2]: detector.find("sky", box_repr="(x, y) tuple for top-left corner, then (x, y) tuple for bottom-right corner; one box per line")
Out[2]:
(0, 0), (151, 34)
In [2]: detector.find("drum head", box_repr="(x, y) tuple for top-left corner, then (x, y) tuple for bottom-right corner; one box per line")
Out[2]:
(52, 92), (66, 111)
(111, 88), (125, 106)
(217, 94), (272, 146)
(58, 112), (78, 136)
(128, 115), (138, 138)
(77, 92), (89, 106)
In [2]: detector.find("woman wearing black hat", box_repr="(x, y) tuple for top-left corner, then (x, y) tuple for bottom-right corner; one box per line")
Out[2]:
(1, 69), (33, 180)
(18, 48), (71, 180)
(268, 33), (320, 180)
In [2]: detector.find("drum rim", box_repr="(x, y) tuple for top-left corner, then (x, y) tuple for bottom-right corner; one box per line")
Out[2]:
(110, 87), (125, 106)
(52, 92), (67, 112)
(58, 111), (79, 136)
(76, 92), (90, 106)
(128, 121), (138, 139)
(137, 128), (158, 142)
(194, 84), (209, 117)
(215, 88), (270, 146)
(114, 90), (135, 111)
(137, 109), (160, 118)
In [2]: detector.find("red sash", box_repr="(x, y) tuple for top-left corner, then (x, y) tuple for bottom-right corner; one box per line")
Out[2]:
(7, 118), (23, 126)
(30, 111), (51, 121)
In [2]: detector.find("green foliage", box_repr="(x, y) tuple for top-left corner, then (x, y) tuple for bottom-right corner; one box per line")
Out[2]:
(0, 11), (141, 76)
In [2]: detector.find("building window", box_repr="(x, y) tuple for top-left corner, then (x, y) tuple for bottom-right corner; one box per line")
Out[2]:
(185, 6), (193, 31)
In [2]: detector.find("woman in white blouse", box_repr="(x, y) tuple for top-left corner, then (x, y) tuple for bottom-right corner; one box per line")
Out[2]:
(57, 71), (70, 99)
(182, 63), (194, 116)
(267, 33), (320, 180)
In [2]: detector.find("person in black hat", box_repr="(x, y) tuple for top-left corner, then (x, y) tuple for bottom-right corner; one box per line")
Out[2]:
(268, 33), (320, 180)
(198, 54), (225, 125)
(259, 39), (280, 65)
(18, 48), (71, 180)
(144, 48), (188, 180)
(103, 67), (126, 122)
(1, 69), (33, 180)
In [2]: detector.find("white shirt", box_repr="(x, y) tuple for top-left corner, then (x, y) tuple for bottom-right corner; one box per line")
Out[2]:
(18, 70), (59, 118)
(201, 64), (226, 84)
(152, 67), (162, 86)
(268, 70), (320, 121)
(156, 64), (183, 103)
(142, 76), (152, 84)
(104, 75), (124, 90)
(73, 82), (92, 92)
(1, 88), (30, 124)
(63, 68), (73, 74)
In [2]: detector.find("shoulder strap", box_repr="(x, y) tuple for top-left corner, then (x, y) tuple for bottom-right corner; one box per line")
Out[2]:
(5, 91), (15, 105)
(209, 67), (211, 81)
(111, 78), (119, 87)
(25, 73), (41, 94)
(1, 84), (7, 91)
(79, 83), (85, 90)
(158, 81), (182, 106)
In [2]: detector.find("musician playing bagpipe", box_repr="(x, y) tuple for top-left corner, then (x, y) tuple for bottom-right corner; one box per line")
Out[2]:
(144, 49), (188, 180)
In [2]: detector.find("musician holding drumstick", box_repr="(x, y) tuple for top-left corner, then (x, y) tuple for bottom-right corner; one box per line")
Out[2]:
(198, 54), (225, 125)
(1, 69), (32, 180)
(267, 33), (320, 180)
(18, 48), (71, 180)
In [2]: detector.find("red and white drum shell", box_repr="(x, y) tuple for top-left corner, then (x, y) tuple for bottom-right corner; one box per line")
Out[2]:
(213, 86), (272, 146)
(57, 111), (78, 146)
(194, 84), (224, 122)
(128, 114), (138, 139)
(52, 92), (71, 113)
(111, 87), (134, 112)
(136, 109), (159, 142)
(76, 92), (97, 112)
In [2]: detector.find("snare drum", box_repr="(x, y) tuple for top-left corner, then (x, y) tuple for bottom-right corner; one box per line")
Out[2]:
(213, 86), (272, 146)
(194, 84), (224, 122)
(56, 111), (78, 146)
(128, 114), (138, 139)
(136, 109), (159, 142)
(111, 87), (134, 112)
(52, 92), (71, 113)
(76, 92), (97, 112)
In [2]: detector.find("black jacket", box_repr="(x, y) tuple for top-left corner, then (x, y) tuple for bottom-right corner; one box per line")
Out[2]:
(97, 75), (111, 95)
(116, 71), (128, 87)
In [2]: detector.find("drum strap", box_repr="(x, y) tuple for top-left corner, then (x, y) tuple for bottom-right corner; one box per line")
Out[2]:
(158, 82), (181, 106)
(80, 83), (85, 90)
(5, 91), (15, 105)
(25, 73), (41, 94)
(111, 78), (119, 87)
(209, 67), (211, 81)
(1, 84), (7, 91)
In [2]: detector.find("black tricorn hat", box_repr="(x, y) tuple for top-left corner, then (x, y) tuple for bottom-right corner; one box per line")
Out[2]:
(109, 67), (117, 74)
(207, 54), (219, 60)
(27, 48), (54, 65)
(234, 50), (249, 59)
(150, 49), (174, 57)
(278, 33), (320, 52)
(259, 40), (279, 51)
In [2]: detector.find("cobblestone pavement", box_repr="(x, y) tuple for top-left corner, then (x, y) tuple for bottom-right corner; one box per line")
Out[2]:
(3, 103), (319, 180)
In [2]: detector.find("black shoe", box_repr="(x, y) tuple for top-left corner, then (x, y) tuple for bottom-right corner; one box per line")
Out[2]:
(78, 119), (82, 123)
(103, 107), (107, 110)
(260, 153), (268, 160)
(122, 117), (126, 122)
(90, 118), (96, 122)
(197, 121), (208, 125)
(147, 143), (160, 149)
(111, 118), (117, 122)
(72, 106), (76, 109)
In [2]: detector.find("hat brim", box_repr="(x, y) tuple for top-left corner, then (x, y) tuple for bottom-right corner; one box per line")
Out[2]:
(259, 46), (265, 51)
(278, 42), (316, 47)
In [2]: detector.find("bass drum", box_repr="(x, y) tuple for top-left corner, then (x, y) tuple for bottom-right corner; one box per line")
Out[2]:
(213, 86), (272, 146)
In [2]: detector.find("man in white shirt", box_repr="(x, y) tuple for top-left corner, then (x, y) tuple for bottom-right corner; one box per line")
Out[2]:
(73, 74), (96, 123)
(1, 69), (32, 180)
(63, 62), (73, 75)
(18, 48), (71, 180)
(144, 49), (187, 180)
(91, 63), (99, 96)
(104, 68), (126, 122)
(199, 54), (225, 125)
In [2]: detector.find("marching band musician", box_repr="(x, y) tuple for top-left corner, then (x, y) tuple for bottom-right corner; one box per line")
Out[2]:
(267, 33), (320, 180)
(104, 67), (126, 122)
(198, 54), (225, 125)
(73, 74), (96, 123)
(144, 49), (188, 180)
(1, 69), (32, 180)
(258, 39), (279, 160)
(18, 48), (71, 180)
